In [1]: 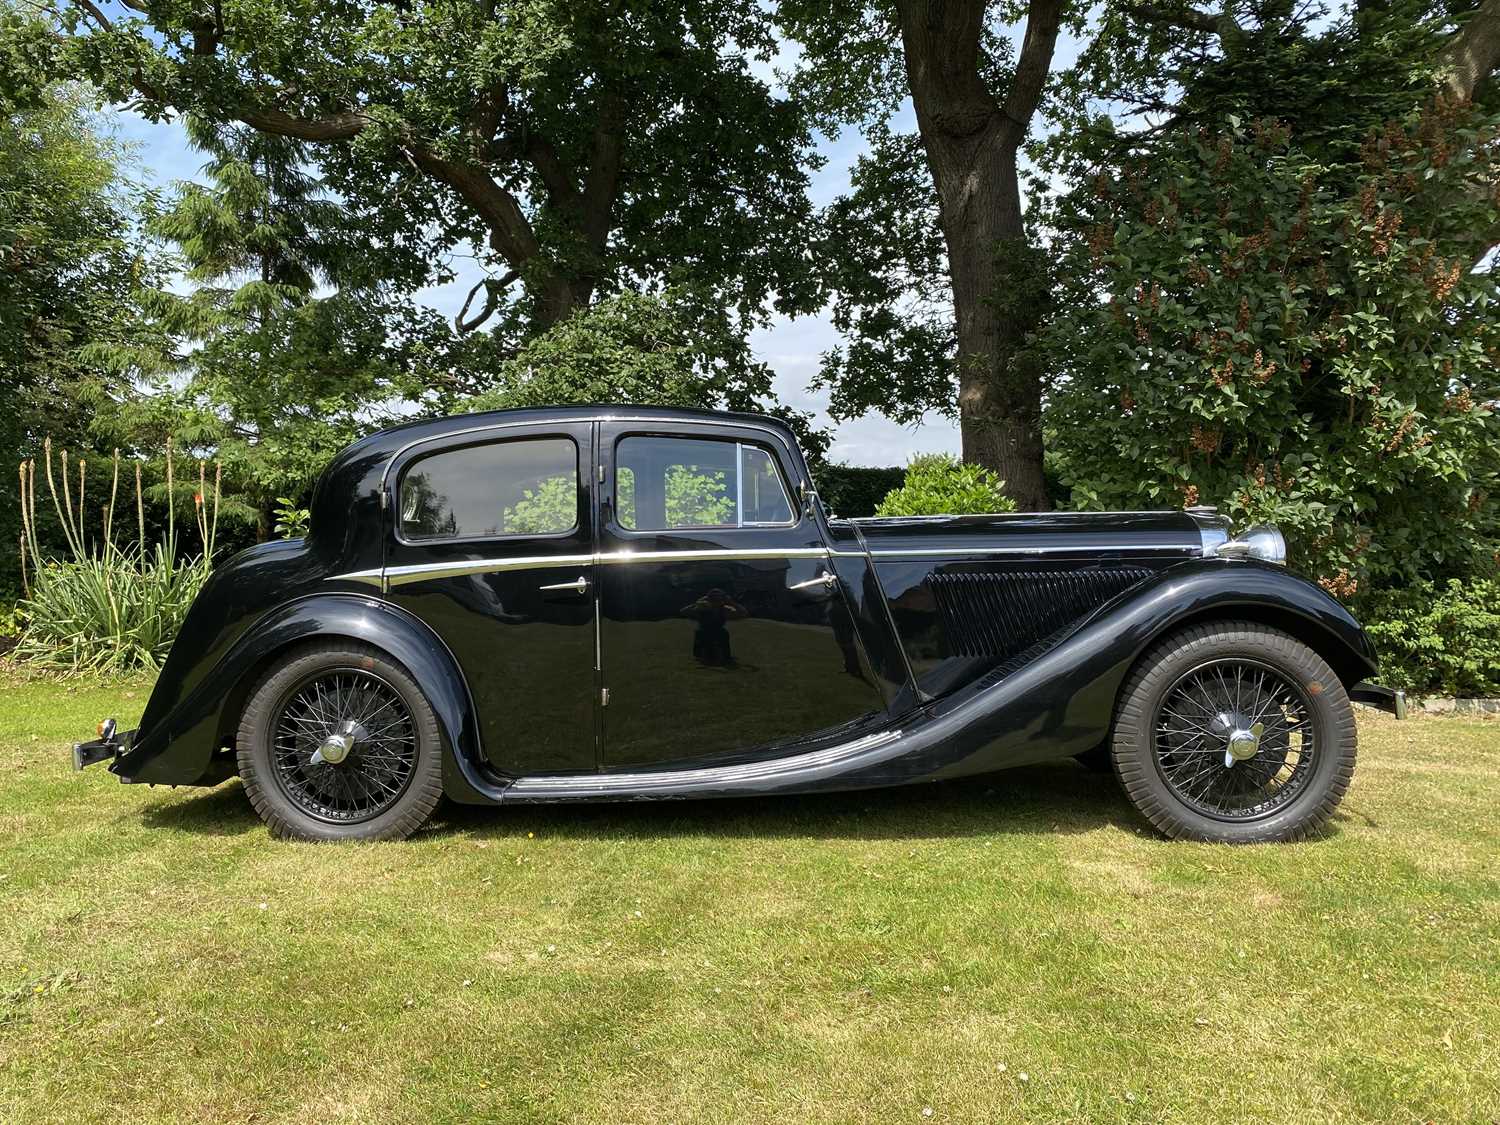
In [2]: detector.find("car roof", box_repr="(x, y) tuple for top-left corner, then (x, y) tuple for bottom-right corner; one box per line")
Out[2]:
(364, 404), (795, 449)
(323, 404), (802, 491)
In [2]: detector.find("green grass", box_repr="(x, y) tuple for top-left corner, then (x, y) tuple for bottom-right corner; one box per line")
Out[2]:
(1, 673), (1496, 1124)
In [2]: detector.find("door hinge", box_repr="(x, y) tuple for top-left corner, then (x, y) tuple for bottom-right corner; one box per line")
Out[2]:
(601, 687), (610, 707)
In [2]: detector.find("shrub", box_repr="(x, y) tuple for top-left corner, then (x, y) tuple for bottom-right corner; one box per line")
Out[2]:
(815, 464), (905, 518)
(1362, 579), (1500, 699)
(875, 454), (1017, 517)
(14, 440), (219, 673)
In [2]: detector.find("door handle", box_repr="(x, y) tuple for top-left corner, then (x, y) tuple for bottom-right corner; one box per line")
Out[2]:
(539, 575), (591, 595)
(789, 571), (838, 592)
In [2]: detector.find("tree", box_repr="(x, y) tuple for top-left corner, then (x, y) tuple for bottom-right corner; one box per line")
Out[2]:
(784, 0), (1070, 509)
(52, 0), (824, 377)
(1040, 2), (1500, 595)
(468, 290), (830, 462)
(1, 28), (163, 594)
(97, 118), (461, 539)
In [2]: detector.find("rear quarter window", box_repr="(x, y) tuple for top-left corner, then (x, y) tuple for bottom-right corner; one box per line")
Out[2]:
(399, 437), (579, 540)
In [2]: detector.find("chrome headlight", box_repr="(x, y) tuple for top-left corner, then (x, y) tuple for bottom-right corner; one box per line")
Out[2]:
(1216, 523), (1287, 565)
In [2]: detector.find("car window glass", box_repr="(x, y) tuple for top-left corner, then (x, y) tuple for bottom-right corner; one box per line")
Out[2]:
(615, 436), (794, 530)
(400, 437), (578, 539)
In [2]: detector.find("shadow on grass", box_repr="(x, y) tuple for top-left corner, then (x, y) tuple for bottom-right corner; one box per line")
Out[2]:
(141, 779), (261, 836)
(136, 761), (1145, 842)
(429, 760), (1143, 843)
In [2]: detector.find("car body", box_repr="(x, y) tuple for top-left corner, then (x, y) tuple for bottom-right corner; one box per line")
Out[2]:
(74, 405), (1404, 841)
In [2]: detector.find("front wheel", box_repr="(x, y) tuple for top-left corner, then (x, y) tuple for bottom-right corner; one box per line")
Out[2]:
(1111, 622), (1357, 843)
(236, 642), (444, 841)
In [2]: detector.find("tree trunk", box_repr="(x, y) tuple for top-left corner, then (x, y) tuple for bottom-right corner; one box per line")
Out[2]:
(894, 0), (1061, 511)
(1439, 0), (1500, 101)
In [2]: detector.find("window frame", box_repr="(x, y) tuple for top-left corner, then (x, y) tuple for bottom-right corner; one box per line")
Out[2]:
(393, 432), (584, 547)
(611, 433), (799, 534)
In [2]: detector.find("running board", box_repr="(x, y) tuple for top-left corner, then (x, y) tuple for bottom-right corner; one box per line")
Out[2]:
(502, 728), (905, 803)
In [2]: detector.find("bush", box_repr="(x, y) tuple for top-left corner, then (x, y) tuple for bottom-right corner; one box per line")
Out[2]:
(14, 440), (219, 673)
(874, 454), (1017, 517)
(14, 545), (212, 673)
(815, 464), (906, 518)
(1361, 579), (1500, 699)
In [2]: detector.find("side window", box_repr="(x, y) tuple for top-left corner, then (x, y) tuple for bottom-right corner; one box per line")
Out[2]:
(615, 436), (794, 531)
(400, 437), (578, 540)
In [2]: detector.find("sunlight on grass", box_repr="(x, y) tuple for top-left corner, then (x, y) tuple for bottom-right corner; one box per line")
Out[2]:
(0, 673), (1495, 1123)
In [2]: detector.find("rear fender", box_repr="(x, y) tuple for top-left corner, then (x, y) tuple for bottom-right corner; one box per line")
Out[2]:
(112, 595), (497, 801)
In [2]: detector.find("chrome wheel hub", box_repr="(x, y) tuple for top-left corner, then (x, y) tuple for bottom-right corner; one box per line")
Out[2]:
(1225, 721), (1264, 766)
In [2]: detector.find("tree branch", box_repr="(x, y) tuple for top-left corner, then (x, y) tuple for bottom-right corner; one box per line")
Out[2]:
(1125, 1), (1244, 40)
(404, 143), (541, 269)
(998, 0), (1065, 146)
(236, 106), (372, 141)
(1437, 0), (1500, 101)
(580, 89), (625, 252)
(454, 269), (519, 333)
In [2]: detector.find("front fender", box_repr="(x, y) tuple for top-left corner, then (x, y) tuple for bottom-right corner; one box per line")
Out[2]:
(906, 555), (1378, 780)
(112, 595), (493, 800)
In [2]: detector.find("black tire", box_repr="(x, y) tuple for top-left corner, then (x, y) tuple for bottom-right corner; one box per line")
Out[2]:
(236, 642), (443, 841)
(1111, 622), (1357, 843)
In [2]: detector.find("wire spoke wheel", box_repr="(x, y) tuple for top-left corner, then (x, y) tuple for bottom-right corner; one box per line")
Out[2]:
(1152, 657), (1317, 821)
(269, 669), (418, 824)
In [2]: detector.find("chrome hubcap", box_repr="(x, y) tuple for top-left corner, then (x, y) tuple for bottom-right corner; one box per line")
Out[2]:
(1224, 723), (1260, 768)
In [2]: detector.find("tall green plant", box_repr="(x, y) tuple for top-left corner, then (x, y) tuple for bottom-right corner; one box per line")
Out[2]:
(15, 439), (220, 673)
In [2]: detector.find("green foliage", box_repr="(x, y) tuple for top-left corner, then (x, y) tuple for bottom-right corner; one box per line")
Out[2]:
(14, 443), (219, 673)
(813, 464), (906, 517)
(468, 291), (829, 460)
(615, 464), (737, 529)
(1043, 98), (1500, 594)
(14, 544), (212, 673)
(501, 475), (576, 535)
(272, 498), (310, 540)
(874, 454), (1017, 517)
(666, 466), (736, 527)
(61, 0), (824, 368)
(94, 119), (459, 541)
(1363, 579), (1500, 697)
(0, 71), (164, 595)
(811, 124), (956, 424)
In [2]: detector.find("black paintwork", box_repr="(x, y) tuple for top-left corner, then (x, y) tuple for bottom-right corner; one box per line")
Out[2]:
(104, 405), (1382, 804)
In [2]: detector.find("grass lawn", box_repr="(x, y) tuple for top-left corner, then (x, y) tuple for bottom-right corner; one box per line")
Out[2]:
(1, 673), (1496, 1124)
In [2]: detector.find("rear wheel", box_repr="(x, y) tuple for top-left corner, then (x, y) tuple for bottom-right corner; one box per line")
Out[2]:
(236, 642), (443, 841)
(1111, 622), (1356, 843)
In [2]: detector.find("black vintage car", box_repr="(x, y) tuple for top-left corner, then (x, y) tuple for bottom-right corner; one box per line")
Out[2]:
(73, 406), (1404, 842)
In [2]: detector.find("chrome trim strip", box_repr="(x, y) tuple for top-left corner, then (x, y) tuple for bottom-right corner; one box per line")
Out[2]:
(335, 568), (386, 588)
(332, 546), (832, 588)
(596, 547), (828, 565)
(832, 543), (1196, 559)
(388, 554), (595, 586)
(507, 727), (903, 796)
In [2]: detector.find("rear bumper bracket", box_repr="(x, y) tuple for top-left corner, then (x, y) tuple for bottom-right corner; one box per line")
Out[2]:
(1350, 682), (1407, 720)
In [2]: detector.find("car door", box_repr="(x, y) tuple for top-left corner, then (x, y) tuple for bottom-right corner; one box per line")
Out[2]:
(596, 421), (886, 770)
(384, 422), (599, 776)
